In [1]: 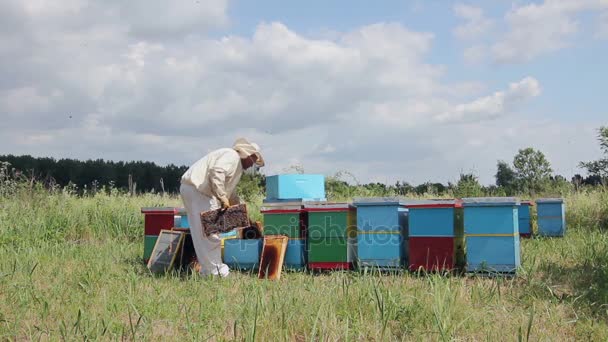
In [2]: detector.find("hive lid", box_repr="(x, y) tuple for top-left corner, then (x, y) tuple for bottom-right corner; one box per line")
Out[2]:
(261, 203), (303, 212)
(519, 200), (534, 206)
(462, 197), (520, 207)
(353, 197), (411, 206)
(405, 199), (462, 208)
(303, 202), (353, 211)
(536, 198), (564, 204)
(140, 207), (179, 214)
(263, 198), (327, 204)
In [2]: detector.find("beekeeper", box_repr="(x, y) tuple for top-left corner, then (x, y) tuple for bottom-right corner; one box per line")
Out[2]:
(180, 138), (264, 277)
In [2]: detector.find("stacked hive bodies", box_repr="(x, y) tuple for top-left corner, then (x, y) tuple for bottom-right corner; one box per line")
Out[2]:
(304, 203), (357, 270)
(518, 201), (533, 238)
(260, 203), (307, 270)
(463, 197), (521, 274)
(406, 200), (461, 272)
(353, 198), (408, 269)
(141, 207), (180, 263)
(536, 198), (566, 237)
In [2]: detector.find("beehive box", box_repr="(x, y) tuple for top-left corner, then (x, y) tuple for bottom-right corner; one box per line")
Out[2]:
(261, 203), (305, 238)
(265, 174), (325, 201)
(406, 200), (461, 272)
(261, 203), (306, 268)
(408, 237), (455, 272)
(284, 239), (307, 270)
(354, 198), (408, 269)
(463, 197), (521, 274)
(141, 207), (179, 262)
(356, 233), (405, 268)
(536, 198), (566, 237)
(518, 201), (533, 238)
(223, 239), (262, 270)
(175, 208), (190, 229)
(304, 203), (356, 270)
(143, 235), (158, 262)
(141, 207), (178, 236)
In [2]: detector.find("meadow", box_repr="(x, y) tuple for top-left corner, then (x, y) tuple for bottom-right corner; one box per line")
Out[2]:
(1, 179), (608, 341)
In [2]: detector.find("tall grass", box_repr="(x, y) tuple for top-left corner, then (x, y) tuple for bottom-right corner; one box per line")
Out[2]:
(1, 179), (608, 339)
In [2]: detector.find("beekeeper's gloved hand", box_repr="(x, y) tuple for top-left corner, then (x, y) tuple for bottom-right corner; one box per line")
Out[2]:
(219, 196), (230, 210)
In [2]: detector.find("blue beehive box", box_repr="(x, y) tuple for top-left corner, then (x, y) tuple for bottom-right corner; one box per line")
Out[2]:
(223, 239), (262, 270)
(354, 197), (409, 232)
(407, 200), (458, 237)
(180, 215), (190, 229)
(265, 174), (326, 201)
(354, 198), (409, 269)
(174, 208), (190, 229)
(518, 201), (533, 237)
(357, 233), (405, 268)
(463, 197), (521, 274)
(536, 198), (566, 237)
(284, 239), (307, 269)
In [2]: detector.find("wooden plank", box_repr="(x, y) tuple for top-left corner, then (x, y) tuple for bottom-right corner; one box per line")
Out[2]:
(147, 230), (185, 274)
(258, 235), (288, 280)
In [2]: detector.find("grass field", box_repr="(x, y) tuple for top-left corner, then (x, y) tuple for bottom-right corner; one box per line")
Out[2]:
(1, 185), (608, 340)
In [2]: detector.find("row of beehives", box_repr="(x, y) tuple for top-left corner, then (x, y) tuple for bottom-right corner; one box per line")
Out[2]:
(140, 196), (565, 274)
(220, 197), (565, 274)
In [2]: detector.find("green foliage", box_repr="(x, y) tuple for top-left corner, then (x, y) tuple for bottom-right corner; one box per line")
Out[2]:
(452, 173), (484, 198)
(496, 160), (517, 195)
(512, 148), (553, 195)
(0, 154), (188, 194)
(579, 126), (608, 182)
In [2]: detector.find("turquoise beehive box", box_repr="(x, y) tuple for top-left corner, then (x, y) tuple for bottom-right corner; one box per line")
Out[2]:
(463, 197), (521, 274)
(518, 201), (533, 237)
(536, 198), (566, 237)
(353, 197), (408, 269)
(223, 239), (262, 270)
(265, 174), (326, 201)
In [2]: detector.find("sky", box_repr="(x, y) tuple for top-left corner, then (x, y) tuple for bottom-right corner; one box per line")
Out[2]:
(0, 0), (606, 185)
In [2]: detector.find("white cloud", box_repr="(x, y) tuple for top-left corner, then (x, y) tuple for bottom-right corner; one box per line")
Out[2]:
(0, 0), (593, 185)
(492, 0), (608, 63)
(453, 4), (494, 41)
(462, 45), (487, 64)
(433, 77), (541, 124)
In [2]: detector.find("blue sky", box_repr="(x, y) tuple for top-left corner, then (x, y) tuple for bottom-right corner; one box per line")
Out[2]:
(0, 0), (606, 185)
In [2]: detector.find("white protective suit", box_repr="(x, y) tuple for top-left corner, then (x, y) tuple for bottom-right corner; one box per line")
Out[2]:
(180, 139), (264, 277)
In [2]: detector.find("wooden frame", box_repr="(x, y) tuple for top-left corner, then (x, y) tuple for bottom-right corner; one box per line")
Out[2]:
(147, 229), (186, 273)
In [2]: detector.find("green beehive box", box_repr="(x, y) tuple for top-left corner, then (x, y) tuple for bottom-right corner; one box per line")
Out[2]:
(305, 203), (356, 263)
(261, 204), (304, 238)
(308, 236), (348, 262)
(304, 203), (356, 238)
(143, 235), (158, 261)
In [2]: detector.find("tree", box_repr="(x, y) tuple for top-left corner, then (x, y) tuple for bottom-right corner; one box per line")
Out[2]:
(495, 160), (517, 193)
(452, 173), (483, 198)
(513, 147), (553, 194)
(579, 126), (608, 183)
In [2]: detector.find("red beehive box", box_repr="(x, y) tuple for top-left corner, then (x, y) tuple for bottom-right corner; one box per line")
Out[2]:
(408, 237), (454, 272)
(141, 207), (178, 236)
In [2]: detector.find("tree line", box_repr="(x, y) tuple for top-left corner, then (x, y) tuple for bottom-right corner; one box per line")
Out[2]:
(1, 126), (606, 197)
(0, 155), (188, 194)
